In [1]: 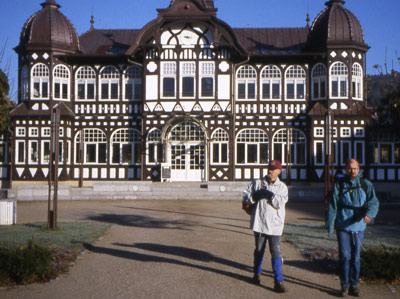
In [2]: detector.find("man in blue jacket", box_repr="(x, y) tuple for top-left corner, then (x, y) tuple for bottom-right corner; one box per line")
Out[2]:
(326, 159), (379, 297)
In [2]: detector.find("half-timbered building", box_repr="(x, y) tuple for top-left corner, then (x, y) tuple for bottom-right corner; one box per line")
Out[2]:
(4, 0), (400, 187)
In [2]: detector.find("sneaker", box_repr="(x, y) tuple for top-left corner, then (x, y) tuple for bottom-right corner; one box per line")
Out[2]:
(274, 282), (287, 293)
(339, 285), (348, 297)
(349, 285), (360, 297)
(252, 274), (260, 285)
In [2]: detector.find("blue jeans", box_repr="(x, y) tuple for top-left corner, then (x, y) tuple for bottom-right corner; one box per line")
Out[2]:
(253, 232), (282, 280)
(336, 230), (364, 287)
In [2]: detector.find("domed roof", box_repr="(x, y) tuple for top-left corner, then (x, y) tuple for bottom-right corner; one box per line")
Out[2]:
(18, 0), (80, 54)
(308, 0), (368, 50)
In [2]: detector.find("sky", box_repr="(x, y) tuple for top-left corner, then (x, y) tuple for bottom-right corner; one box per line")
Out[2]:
(0, 0), (399, 101)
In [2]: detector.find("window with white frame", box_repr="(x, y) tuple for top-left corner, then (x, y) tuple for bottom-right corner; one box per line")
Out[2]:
(236, 65), (256, 100)
(199, 62), (214, 97)
(21, 65), (29, 100)
(211, 128), (229, 164)
(29, 141), (38, 164)
(370, 143), (400, 164)
(29, 128), (38, 137)
(0, 143), (6, 163)
(42, 127), (51, 137)
(16, 127), (25, 137)
(76, 66), (96, 100)
(100, 66), (120, 100)
(341, 127), (351, 138)
(31, 63), (49, 99)
(236, 129), (268, 164)
(147, 129), (162, 164)
(111, 129), (141, 164)
(354, 141), (364, 165)
(273, 129), (306, 165)
(53, 65), (70, 100)
(16, 141), (25, 164)
(75, 129), (107, 164)
(340, 141), (352, 165)
(285, 65), (306, 100)
(180, 62), (196, 98)
(261, 65), (281, 100)
(161, 62), (176, 98)
(314, 141), (324, 165)
(312, 64), (326, 100)
(352, 63), (363, 100)
(314, 127), (324, 137)
(41, 140), (65, 164)
(124, 66), (142, 101)
(330, 62), (348, 98)
(354, 127), (364, 137)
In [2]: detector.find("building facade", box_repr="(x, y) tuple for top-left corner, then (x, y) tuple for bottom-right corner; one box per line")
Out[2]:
(3, 0), (400, 186)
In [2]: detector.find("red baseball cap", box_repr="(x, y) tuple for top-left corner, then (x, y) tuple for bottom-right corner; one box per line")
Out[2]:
(268, 160), (282, 170)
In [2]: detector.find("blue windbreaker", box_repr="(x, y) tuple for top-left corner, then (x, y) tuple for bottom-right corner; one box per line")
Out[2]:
(326, 175), (379, 234)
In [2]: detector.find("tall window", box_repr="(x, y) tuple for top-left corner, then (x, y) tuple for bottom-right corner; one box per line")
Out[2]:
(31, 63), (49, 99)
(147, 129), (162, 164)
(53, 65), (70, 100)
(341, 141), (352, 166)
(199, 62), (214, 97)
(370, 143), (400, 165)
(211, 128), (229, 164)
(180, 62), (196, 98)
(311, 64), (326, 100)
(124, 66), (142, 101)
(236, 129), (269, 164)
(161, 62), (176, 98)
(41, 141), (65, 164)
(314, 141), (324, 165)
(21, 65), (29, 100)
(236, 65), (256, 100)
(330, 62), (349, 98)
(76, 66), (96, 100)
(273, 129), (306, 165)
(100, 66), (120, 100)
(352, 63), (363, 100)
(285, 65), (306, 100)
(261, 65), (281, 100)
(75, 129), (107, 164)
(111, 129), (141, 164)
(16, 141), (25, 164)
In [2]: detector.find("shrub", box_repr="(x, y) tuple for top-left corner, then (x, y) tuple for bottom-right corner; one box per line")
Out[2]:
(0, 240), (54, 284)
(360, 245), (400, 283)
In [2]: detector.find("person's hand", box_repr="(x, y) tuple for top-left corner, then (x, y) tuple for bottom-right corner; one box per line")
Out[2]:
(253, 189), (273, 201)
(364, 215), (371, 224)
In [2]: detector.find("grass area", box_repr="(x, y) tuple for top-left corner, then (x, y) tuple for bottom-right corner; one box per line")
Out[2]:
(0, 222), (111, 249)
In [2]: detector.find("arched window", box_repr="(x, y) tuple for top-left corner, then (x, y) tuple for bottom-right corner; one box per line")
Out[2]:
(272, 129), (306, 165)
(21, 65), (29, 100)
(330, 62), (349, 98)
(261, 65), (281, 100)
(75, 129), (107, 164)
(147, 129), (162, 164)
(236, 65), (257, 100)
(111, 129), (141, 164)
(100, 66), (120, 100)
(76, 66), (96, 100)
(311, 64), (326, 100)
(285, 65), (306, 100)
(53, 65), (70, 100)
(211, 128), (229, 164)
(31, 63), (49, 99)
(352, 63), (363, 100)
(236, 129), (269, 164)
(124, 66), (142, 101)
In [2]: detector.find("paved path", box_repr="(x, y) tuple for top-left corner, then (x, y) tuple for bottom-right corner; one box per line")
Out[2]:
(1, 200), (399, 299)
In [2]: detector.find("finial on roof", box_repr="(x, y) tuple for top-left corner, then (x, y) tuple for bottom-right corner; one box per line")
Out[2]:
(306, 13), (310, 29)
(90, 14), (95, 30)
(325, 0), (345, 7)
(41, 0), (61, 9)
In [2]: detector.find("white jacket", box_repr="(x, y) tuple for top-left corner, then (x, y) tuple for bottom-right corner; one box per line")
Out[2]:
(242, 177), (288, 236)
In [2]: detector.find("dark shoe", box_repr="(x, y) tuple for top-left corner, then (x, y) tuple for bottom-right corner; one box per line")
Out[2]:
(252, 273), (260, 285)
(274, 281), (287, 293)
(349, 285), (360, 297)
(339, 285), (348, 297)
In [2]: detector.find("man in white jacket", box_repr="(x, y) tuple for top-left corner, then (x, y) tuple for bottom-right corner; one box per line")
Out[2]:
(242, 160), (288, 293)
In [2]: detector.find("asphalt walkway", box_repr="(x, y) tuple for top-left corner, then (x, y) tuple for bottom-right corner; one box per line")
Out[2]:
(1, 200), (399, 299)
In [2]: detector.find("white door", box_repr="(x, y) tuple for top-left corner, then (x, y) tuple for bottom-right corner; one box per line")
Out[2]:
(170, 143), (205, 181)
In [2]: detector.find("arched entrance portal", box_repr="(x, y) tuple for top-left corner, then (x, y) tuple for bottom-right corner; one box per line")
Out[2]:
(166, 121), (207, 182)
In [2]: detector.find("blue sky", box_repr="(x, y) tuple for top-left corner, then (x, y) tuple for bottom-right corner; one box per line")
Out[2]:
(1, 0), (399, 101)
